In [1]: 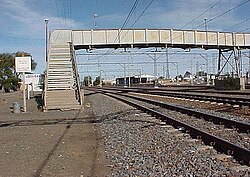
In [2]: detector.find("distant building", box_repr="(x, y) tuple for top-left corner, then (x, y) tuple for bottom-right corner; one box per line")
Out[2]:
(103, 79), (116, 86)
(183, 71), (192, 81)
(246, 71), (250, 84)
(116, 74), (156, 86)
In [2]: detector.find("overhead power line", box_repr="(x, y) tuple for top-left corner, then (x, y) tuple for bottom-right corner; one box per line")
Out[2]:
(194, 0), (250, 30)
(129, 0), (154, 28)
(172, 0), (250, 41)
(180, 0), (223, 29)
(89, 0), (143, 61)
(121, 0), (140, 29)
(224, 17), (250, 32)
(239, 26), (250, 32)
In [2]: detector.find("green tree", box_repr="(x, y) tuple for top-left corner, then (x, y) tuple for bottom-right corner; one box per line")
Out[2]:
(83, 76), (92, 86)
(0, 52), (37, 92)
(93, 76), (101, 86)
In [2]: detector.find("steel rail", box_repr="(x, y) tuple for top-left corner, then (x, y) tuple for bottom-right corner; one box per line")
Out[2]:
(146, 91), (250, 107)
(100, 91), (250, 165)
(126, 86), (250, 96)
(102, 87), (250, 107)
(99, 89), (250, 133)
(173, 89), (250, 96)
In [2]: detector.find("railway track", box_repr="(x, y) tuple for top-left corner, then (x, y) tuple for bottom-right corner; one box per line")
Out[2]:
(125, 85), (250, 96)
(91, 88), (250, 165)
(101, 87), (250, 107)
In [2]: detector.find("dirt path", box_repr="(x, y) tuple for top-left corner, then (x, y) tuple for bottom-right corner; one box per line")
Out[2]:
(0, 91), (108, 177)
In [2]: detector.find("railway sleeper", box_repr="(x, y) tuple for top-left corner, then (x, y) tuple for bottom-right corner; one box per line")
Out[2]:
(103, 92), (250, 165)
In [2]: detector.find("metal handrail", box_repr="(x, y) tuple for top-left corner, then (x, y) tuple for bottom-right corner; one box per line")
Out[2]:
(43, 45), (51, 111)
(69, 42), (82, 105)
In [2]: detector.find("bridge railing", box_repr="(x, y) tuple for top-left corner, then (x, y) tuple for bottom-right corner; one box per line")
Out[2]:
(69, 41), (83, 105)
(68, 29), (250, 49)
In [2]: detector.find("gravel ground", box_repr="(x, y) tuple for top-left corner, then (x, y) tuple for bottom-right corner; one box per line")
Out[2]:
(131, 93), (250, 123)
(89, 91), (250, 176)
(118, 93), (250, 150)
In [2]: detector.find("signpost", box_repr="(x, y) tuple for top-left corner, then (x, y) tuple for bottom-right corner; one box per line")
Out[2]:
(15, 56), (31, 112)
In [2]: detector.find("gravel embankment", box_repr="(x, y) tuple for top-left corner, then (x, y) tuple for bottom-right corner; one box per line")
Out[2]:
(119, 93), (250, 150)
(89, 92), (250, 176)
(132, 93), (250, 123)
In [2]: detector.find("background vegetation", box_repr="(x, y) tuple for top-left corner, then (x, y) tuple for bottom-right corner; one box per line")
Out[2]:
(0, 52), (37, 92)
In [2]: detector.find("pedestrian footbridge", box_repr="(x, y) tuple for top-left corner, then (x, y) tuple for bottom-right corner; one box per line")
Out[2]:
(44, 28), (250, 110)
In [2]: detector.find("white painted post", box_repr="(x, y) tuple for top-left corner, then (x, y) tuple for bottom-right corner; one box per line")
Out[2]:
(23, 72), (26, 112)
(27, 84), (30, 100)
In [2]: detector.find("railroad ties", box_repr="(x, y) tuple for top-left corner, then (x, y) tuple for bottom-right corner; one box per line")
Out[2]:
(85, 88), (250, 175)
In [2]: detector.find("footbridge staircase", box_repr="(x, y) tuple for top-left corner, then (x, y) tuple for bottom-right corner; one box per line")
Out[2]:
(44, 32), (82, 111)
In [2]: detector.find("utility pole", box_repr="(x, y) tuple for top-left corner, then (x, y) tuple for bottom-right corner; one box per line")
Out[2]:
(45, 19), (49, 63)
(163, 65), (165, 77)
(249, 50), (250, 75)
(139, 69), (142, 84)
(154, 53), (157, 78)
(119, 63), (127, 87)
(94, 14), (98, 28)
(147, 52), (164, 87)
(98, 58), (102, 87)
(199, 54), (209, 85)
(196, 61), (199, 76)
(212, 53), (216, 74)
(153, 53), (158, 87)
(171, 62), (179, 83)
(204, 18), (208, 45)
(165, 48), (170, 79)
(22, 53), (27, 112)
(206, 54), (209, 85)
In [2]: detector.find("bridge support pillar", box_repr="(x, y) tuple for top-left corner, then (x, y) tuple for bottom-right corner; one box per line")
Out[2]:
(217, 48), (242, 78)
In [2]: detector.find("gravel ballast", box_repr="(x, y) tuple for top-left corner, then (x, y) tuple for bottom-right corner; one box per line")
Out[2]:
(89, 92), (250, 176)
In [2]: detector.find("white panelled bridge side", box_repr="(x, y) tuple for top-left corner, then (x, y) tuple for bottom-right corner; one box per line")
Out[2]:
(44, 28), (250, 111)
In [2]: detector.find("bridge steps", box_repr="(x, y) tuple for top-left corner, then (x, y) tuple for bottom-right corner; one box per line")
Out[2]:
(45, 44), (81, 110)
(45, 90), (81, 110)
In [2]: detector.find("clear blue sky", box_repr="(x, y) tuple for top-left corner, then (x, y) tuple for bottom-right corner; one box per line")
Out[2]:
(0, 0), (250, 78)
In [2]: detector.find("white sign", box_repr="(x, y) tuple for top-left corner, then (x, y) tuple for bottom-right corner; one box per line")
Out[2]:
(25, 74), (44, 83)
(15, 56), (31, 73)
(25, 74), (44, 92)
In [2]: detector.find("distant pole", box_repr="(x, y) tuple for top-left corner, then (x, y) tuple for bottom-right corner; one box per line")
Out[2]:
(45, 19), (49, 63)
(154, 53), (157, 78)
(247, 50), (250, 83)
(98, 58), (102, 87)
(204, 18), (208, 44)
(196, 61), (199, 75)
(152, 53), (158, 87)
(177, 63), (179, 82)
(191, 58), (194, 85)
(23, 72), (26, 112)
(128, 63), (130, 87)
(206, 54), (209, 85)
(139, 69), (142, 84)
(94, 14), (98, 28)
(166, 48), (169, 79)
(22, 53), (27, 112)
(122, 63), (127, 87)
